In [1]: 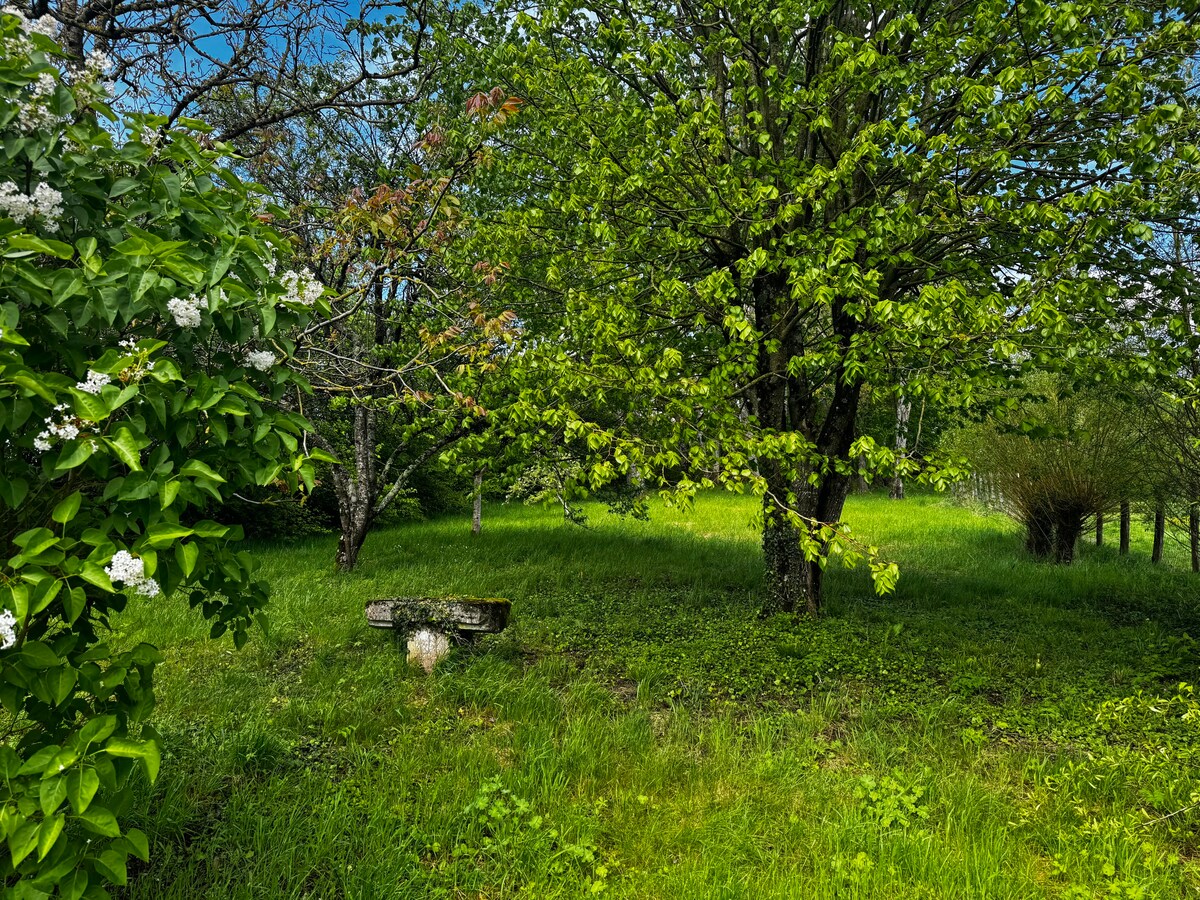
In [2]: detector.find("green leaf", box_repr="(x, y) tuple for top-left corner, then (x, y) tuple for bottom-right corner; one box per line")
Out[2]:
(62, 586), (86, 624)
(143, 522), (193, 548)
(53, 439), (96, 472)
(39, 776), (67, 816)
(95, 848), (128, 886)
(4, 233), (74, 259)
(18, 642), (60, 669)
(104, 426), (145, 471)
(76, 804), (120, 837)
(179, 459), (226, 483)
(159, 480), (180, 509)
(8, 819), (38, 866)
(72, 389), (109, 422)
(191, 520), (229, 539)
(78, 715), (117, 745)
(61, 870), (89, 900)
(36, 814), (64, 861)
(125, 827), (150, 862)
(104, 737), (161, 782)
(66, 768), (99, 814)
(14, 527), (57, 555)
(79, 561), (114, 592)
(51, 491), (82, 524)
(176, 542), (199, 578)
(29, 578), (62, 616)
(10, 374), (55, 402)
(109, 176), (140, 198)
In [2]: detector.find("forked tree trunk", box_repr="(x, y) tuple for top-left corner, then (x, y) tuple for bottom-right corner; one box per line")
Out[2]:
(752, 278), (862, 616)
(1095, 513), (1103, 546)
(472, 468), (483, 536)
(336, 519), (371, 571)
(1152, 502), (1165, 564)
(890, 392), (911, 500)
(1119, 501), (1131, 555)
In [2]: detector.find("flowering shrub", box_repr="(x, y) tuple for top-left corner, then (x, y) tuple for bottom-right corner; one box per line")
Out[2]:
(0, 7), (330, 895)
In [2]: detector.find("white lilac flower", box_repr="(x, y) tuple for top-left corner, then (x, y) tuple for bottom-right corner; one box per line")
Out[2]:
(244, 349), (275, 371)
(280, 269), (323, 306)
(84, 49), (111, 75)
(29, 15), (55, 37)
(35, 403), (86, 452)
(0, 609), (17, 650)
(44, 416), (79, 441)
(0, 7), (34, 55)
(75, 369), (110, 394)
(17, 73), (60, 132)
(138, 126), (163, 147)
(0, 181), (35, 221)
(119, 338), (138, 350)
(0, 180), (64, 230)
(166, 295), (204, 328)
(134, 578), (160, 598)
(105, 550), (160, 598)
(104, 550), (144, 585)
(31, 184), (62, 228)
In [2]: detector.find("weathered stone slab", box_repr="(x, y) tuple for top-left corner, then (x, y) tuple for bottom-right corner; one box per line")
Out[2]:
(365, 596), (511, 672)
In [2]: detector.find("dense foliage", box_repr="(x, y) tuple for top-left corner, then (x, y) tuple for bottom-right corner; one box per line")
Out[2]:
(456, 0), (1200, 612)
(0, 11), (328, 895)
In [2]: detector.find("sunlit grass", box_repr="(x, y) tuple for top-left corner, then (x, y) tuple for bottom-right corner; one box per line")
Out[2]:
(113, 492), (1200, 899)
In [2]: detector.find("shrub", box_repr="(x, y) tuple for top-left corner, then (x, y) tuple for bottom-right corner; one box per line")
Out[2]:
(948, 380), (1141, 562)
(0, 11), (328, 895)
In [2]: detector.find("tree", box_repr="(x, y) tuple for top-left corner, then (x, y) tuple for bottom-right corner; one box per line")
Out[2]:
(948, 382), (1144, 563)
(271, 89), (521, 571)
(460, 0), (1199, 612)
(20, 0), (434, 147)
(0, 10), (322, 892)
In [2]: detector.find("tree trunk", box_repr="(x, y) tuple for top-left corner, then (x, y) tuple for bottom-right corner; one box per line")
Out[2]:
(1024, 511), (1054, 559)
(1054, 514), (1084, 564)
(336, 520), (370, 571)
(761, 506), (807, 616)
(1191, 502), (1199, 573)
(329, 406), (377, 572)
(752, 277), (862, 616)
(854, 453), (869, 493)
(1095, 513), (1103, 547)
(472, 468), (483, 536)
(890, 391), (911, 500)
(1119, 501), (1131, 555)
(1152, 502), (1165, 564)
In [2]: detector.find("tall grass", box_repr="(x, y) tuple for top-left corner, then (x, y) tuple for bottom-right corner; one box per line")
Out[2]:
(113, 492), (1200, 899)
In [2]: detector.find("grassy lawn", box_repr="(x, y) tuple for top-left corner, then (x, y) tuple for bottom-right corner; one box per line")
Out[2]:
(111, 493), (1200, 899)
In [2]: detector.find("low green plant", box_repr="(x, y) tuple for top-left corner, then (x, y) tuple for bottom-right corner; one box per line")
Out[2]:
(853, 770), (931, 828)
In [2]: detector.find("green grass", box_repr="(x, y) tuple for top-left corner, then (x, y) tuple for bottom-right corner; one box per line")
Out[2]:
(111, 493), (1200, 899)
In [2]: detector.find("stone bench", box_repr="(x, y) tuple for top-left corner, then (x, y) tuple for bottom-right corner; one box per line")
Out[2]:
(365, 596), (511, 672)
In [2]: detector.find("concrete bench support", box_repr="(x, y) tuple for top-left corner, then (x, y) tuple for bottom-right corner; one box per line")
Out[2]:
(365, 597), (511, 672)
